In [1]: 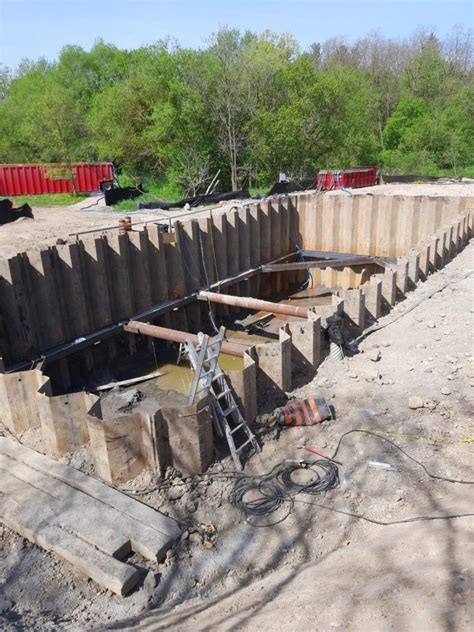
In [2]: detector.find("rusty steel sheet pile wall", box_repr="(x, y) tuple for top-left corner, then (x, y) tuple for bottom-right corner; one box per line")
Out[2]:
(295, 192), (473, 255)
(0, 193), (472, 368)
(0, 193), (471, 483)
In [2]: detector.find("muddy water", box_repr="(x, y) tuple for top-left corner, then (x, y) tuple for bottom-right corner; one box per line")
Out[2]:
(153, 353), (244, 395)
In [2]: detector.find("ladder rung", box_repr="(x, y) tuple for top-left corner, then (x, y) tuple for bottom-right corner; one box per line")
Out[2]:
(236, 438), (254, 452)
(207, 341), (222, 349)
(230, 423), (245, 434)
(206, 353), (219, 361)
(215, 389), (231, 399)
(222, 404), (237, 416)
(195, 386), (211, 395)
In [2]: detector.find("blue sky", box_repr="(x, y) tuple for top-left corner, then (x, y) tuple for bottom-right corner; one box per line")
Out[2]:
(0, 0), (472, 69)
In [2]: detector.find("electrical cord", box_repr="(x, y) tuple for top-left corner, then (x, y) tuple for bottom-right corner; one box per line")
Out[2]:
(231, 478), (292, 526)
(292, 498), (474, 526)
(331, 429), (474, 485)
(279, 460), (339, 495)
(230, 460), (339, 526)
(119, 428), (474, 529)
(290, 239), (313, 290)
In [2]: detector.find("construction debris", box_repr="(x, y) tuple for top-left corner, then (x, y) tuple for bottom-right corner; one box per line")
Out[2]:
(0, 198), (34, 225)
(266, 398), (332, 427)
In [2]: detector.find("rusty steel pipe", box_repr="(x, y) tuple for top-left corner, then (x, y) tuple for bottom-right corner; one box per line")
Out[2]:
(198, 290), (310, 319)
(124, 321), (247, 358)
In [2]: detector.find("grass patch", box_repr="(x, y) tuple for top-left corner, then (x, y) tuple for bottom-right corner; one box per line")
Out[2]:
(110, 175), (183, 212)
(109, 175), (270, 211)
(420, 165), (474, 178)
(8, 193), (87, 207)
(249, 186), (269, 196)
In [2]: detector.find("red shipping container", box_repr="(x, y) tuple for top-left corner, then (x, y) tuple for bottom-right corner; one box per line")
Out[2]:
(0, 162), (114, 196)
(317, 166), (377, 191)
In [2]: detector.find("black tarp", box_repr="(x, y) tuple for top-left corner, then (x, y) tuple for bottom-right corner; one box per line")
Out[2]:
(0, 198), (34, 225)
(266, 179), (317, 195)
(381, 175), (445, 183)
(137, 189), (250, 210)
(104, 184), (143, 206)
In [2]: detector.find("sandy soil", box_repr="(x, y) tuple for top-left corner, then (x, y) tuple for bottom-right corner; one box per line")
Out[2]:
(1, 182), (473, 260)
(1, 240), (473, 631)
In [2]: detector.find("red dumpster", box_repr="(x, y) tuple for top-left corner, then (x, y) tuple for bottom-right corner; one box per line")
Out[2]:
(0, 162), (114, 196)
(317, 166), (377, 191)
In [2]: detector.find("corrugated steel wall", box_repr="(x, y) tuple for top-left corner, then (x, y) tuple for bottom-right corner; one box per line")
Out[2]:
(0, 163), (114, 196)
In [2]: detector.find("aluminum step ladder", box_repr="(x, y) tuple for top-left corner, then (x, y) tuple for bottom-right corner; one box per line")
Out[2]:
(182, 327), (260, 470)
(210, 366), (260, 470)
(185, 328), (225, 405)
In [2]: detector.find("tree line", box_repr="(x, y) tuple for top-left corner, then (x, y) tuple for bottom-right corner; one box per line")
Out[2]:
(0, 26), (472, 194)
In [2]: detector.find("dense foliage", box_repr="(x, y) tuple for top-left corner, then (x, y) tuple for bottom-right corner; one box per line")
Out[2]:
(0, 27), (472, 194)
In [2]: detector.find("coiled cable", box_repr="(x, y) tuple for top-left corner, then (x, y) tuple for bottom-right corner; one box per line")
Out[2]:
(230, 460), (339, 526)
(279, 460), (339, 495)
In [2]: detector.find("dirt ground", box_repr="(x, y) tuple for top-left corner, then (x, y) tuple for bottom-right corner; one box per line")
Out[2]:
(1, 237), (473, 630)
(1, 182), (473, 260)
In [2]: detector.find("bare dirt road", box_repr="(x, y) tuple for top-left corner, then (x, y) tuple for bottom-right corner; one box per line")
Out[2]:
(1, 182), (473, 260)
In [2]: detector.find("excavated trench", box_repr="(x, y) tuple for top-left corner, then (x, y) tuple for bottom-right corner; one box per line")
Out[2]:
(0, 191), (472, 484)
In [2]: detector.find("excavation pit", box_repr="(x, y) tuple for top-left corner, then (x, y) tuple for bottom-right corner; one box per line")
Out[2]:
(0, 190), (472, 482)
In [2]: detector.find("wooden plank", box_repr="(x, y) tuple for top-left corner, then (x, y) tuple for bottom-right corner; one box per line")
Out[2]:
(0, 437), (180, 596)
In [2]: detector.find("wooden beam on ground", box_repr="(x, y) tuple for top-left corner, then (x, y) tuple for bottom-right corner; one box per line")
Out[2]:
(0, 437), (180, 596)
